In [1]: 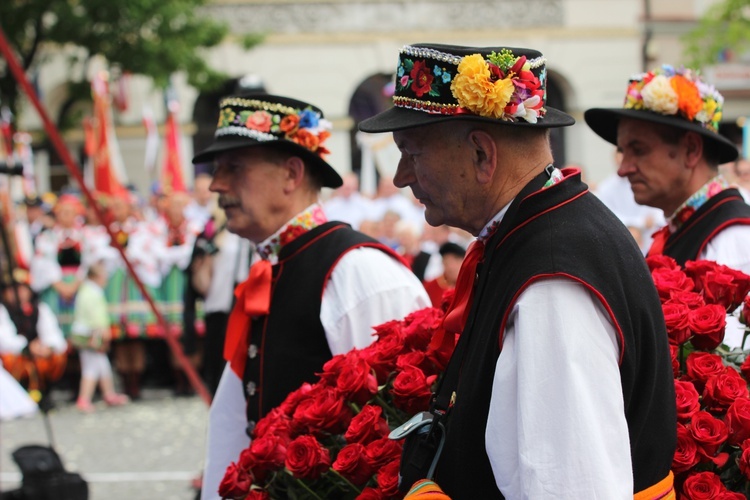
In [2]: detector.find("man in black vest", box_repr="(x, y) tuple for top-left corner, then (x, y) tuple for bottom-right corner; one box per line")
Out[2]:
(585, 66), (750, 349)
(585, 67), (750, 267)
(360, 44), (676, 498)
(193, 94), (430, 499)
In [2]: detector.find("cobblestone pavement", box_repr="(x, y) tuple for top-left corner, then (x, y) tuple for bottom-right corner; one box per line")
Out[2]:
(0, 389), (209, 500)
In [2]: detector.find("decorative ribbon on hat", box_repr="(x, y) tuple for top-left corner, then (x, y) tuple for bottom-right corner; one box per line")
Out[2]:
(429, 239), (486, 352)
(224, 260), (272, 378)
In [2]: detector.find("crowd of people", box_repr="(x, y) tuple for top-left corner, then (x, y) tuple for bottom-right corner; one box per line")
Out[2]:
(0, 155), (471, 415)
(3, 39), (750, 500)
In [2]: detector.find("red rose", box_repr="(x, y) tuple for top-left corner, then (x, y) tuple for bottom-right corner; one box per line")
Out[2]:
(674, 379), (700, 422)
(651, 267), (694, 301)
(672, 423), (700, 473)
(363, 328), (407, 383)
(717, 491), (747, 500)
(425, 326), (455, 372)
(252, 408), (292, 442)
(670, 344), (679, 378)
(409, 59), (434, 98)
(319, 355), (348, 387)
(684, 260), (721, 285)
(356, 487), (386, 500)
(371, 319), (403, 341)
(246, 491), (270, 500)
(733, 267), (750, 307)
(336, 354), (379, 405)
(742, 295), (750, 326)
(688, 304), (726, 350)
(365, 437), (403, 470)
(738, 439), (750, 480)
(396, 350), (438, 377)
(662, 301), (691, 345)
(284, 435), (331, 480)
(376, 459), (401, 498)
(218, 462), (252, 499)
(292, 385), (353, 435)
(238, 447), (256, 472)
(685, 352), (725, 393)
(681, 471), (724, 499)
(332, 443), (375, 485)
(248, 434), (287, 474)
(344, 405), (390, 445)
(646, 254), (679, 272)
(725, 398), (750, 445)
(402, 307), (443, 350)
(688, 411), (728, 462)
(390, 365), (437, 414)
(668, 290), (705, 309)
(701, 270), (739, 310)
(703, 367), (750, 412)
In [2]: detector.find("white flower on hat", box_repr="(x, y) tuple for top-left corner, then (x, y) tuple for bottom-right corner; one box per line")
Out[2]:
(640, 75), (679, 116)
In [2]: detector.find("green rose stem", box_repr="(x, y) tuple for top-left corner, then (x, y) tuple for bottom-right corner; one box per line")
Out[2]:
(679, 343), (686, 376)
(293, 477), (325, 500)
(347, 402), (362, 414)
(329, 468), (363, 494)
(374, 393), (402, 422)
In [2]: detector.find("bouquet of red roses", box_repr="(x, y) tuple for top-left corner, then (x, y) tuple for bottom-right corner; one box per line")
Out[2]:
(647, 256), (750, 498)
(218, 303), (455, 500)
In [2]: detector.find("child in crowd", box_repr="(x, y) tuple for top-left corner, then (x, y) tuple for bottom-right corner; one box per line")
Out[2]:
(71, 261), (128, 412)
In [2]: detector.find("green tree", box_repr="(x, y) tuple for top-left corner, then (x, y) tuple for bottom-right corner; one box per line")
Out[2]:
(683, 0), (750, 68)
(0, 0), (262, 126)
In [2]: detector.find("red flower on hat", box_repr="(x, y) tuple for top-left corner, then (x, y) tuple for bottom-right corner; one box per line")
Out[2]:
(280, 114), (300, 135)
(410, 59), (434, 98)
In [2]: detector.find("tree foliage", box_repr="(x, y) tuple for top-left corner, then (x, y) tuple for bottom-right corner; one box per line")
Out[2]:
(683, 0), (750, 68)
(0, 0), (260, 123)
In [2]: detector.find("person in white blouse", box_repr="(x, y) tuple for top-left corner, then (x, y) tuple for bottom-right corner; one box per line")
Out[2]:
(192, 93), (430, 500)
(0, 276), (67, 395)
(360, 43), (677, 499)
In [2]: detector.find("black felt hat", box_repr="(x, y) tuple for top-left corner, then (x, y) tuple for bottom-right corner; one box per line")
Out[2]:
(193, 94), (343, 188)
(438, 242), (467, 258)
(359, 43), (575, 133)
(584, 66), (738, 164)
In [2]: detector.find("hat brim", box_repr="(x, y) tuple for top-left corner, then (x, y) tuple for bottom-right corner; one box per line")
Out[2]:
(359, 105), (575, 133)
(192, 137), (343, 189)
(584, 108), (739, 164)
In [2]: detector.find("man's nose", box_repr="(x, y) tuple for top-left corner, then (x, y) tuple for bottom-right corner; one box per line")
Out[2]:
(617, 156), (635, 177)
(393, 159), (414, 189)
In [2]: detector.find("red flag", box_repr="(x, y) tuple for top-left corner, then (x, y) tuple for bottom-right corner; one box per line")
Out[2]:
(89, 72), (127, 197)
(161, 93), (186, 195)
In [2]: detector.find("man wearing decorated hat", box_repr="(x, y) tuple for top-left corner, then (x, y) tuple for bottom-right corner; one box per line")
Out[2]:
(585, 66), (750, 272)
(194, 93), (430, 499)
(360, 44), (676, 499)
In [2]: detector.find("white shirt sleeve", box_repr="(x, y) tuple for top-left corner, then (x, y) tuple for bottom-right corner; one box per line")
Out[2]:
(486, 278), (632, 499)
(202, 246), (430, 499)
(201, 365), (251, 500)
(700, 224), (750, 350)
(0, 306), (27, 354)
(699, 225), (750, 276)
(320, 247), (431, 354)
(36, 303), (68, 354)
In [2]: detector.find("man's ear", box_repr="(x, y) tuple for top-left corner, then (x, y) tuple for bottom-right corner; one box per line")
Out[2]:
(468, 130), (497, 184)
(683, 131), (704, 169)
(283, 156), (307, 192)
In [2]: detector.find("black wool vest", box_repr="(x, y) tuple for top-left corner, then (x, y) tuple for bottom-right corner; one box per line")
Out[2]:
(434, 170), (677, 498)
(662, 188), (750, 266)
(243, 222), (398, 424)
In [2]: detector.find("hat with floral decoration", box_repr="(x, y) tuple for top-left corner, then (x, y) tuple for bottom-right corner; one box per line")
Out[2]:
(584, 65), (738, 164)
(359, 43), (575, 133)
(192, 94), (342, 188)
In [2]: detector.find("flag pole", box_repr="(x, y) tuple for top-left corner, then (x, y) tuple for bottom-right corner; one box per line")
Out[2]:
(0, 25), (212, 406)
